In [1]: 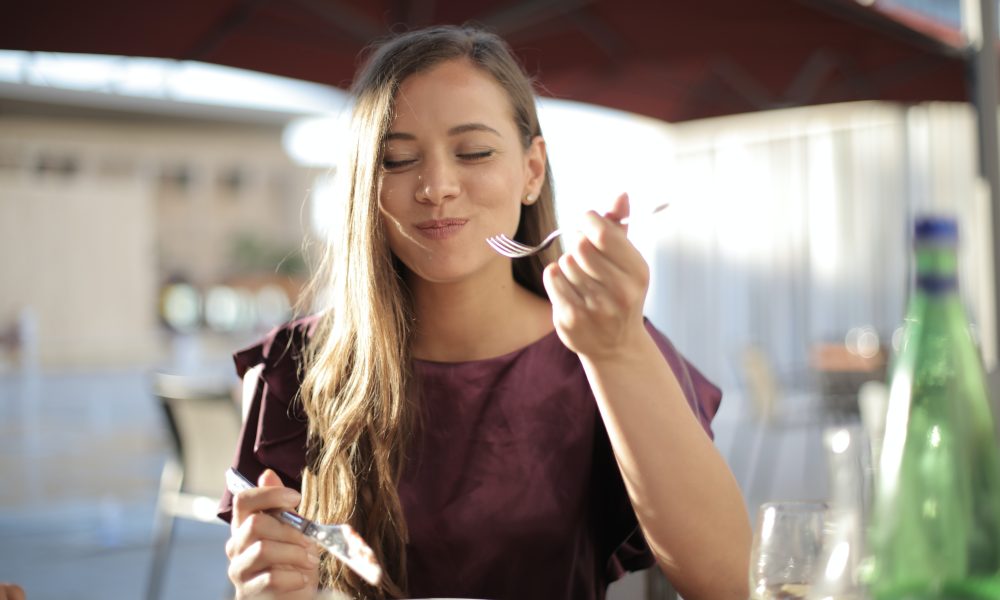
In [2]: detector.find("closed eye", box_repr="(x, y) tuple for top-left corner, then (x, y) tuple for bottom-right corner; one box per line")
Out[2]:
(382, 158), (417, 171)
(458, 150), (495, 161)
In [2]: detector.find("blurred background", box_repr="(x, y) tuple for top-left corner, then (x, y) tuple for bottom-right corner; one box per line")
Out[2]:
(0, 0), (995, 598)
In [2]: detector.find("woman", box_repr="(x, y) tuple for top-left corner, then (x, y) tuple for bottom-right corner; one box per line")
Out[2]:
(221, 24), (751, 600)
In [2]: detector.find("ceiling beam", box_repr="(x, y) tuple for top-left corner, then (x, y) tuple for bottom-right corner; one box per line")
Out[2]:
(289, 0), (384, 43)
(479, 0), (596, 37)
(185, 0), (271, 60)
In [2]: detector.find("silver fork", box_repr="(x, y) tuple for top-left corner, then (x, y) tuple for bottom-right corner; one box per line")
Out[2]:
(224, 468), (383, 586)
(486, 202), (670, 258)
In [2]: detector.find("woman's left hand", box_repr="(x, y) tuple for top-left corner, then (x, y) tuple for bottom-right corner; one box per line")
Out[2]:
(543, 192), (650, 360)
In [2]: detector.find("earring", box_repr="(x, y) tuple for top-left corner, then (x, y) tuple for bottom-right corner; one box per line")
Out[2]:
(525, 193), (536, 202)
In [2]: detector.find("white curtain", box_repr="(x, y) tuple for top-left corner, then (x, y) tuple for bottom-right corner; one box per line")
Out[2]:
(636, 101), (990, 393)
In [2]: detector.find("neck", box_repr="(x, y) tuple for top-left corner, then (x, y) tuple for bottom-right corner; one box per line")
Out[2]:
(407, 266), (553, 362)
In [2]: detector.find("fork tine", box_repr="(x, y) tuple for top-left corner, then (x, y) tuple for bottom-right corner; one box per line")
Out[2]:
(488, 241), (524, 258)
(486, 235), (532, 258)
(485, 236), (516, 256)
(486, 201), (670, 258)
(487, 220), (567, 257)
(486, 235), (513, 251)
(497, 235), (535, 253)
(496, 235), (538, 257)
(487, 226), (566, 257)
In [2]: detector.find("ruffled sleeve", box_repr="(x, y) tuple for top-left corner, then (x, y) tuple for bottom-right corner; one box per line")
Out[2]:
(217, 315), (320, 523)
(645, 319), (721, 440)
(599, 319), (723, 579)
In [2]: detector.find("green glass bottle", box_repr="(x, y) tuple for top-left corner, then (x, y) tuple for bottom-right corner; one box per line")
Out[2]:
(867, 217), (1000, 600)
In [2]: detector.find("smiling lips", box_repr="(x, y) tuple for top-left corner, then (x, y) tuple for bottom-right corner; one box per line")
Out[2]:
(414, 218), (469, 240)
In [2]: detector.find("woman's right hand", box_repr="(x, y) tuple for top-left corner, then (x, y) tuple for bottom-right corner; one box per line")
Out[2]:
(226, 469), (321, 599)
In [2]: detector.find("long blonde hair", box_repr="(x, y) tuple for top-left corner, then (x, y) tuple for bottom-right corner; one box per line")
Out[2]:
(297, 25), (560, 598)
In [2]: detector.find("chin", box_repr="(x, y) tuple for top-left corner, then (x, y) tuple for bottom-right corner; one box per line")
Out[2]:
(396, 249), (499, 287)
(397, 255), (459, 281)
(412, 258), (494, 286)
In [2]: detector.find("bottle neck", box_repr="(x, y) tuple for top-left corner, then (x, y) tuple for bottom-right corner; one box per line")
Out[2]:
(915, 243), (958, 293)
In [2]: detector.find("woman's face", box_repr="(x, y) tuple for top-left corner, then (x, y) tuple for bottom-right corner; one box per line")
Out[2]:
(378, 58), (545, 285)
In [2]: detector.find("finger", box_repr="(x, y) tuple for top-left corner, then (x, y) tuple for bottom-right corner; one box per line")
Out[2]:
(228, 535), (319, 588)
(258, 468), (285, 489)
(543, 263), (584, 309)
(570, 234), (650, 311)
(231, 512), (313, 556)
(580, 209), (630, 254)
(560, 251), (626, 317)
(231, 480), (301, 529)
(557, 252), (606, 300)
(578, 211), (648, 279)
(569, 231), (628, 285)
(238, 565), (313, 597)
(233, 535), (321, 577)
(602, 192), (631, 229)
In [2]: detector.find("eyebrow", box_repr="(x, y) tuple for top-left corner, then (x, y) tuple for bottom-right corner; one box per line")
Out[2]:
(385, 122), (502, 141)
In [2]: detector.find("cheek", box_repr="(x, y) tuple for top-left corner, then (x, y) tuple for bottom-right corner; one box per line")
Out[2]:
(469, 169), (521, 207)
(378, 205), (408, 258)
(470, 170), (524, 235)
(379, 179), (403, 211)
(383, 229), (406, 264)
(378, 180), (411, 227)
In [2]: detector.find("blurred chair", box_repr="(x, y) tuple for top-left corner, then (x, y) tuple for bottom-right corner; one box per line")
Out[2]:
(734, 346), (827, 506)
(147, 372), (241, 600)
(811, 339), (887, 419)
(741, 346), (781, 423)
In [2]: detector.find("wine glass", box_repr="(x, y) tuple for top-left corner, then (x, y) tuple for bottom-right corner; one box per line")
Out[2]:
(749, 501), (828, 600)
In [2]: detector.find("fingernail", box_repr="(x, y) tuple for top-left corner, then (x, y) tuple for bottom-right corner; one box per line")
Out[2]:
(282, 489), (302, 504)
(308, 551), (320, 564)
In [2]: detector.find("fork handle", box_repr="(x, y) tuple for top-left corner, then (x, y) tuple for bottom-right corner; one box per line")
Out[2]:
(225, 468), (313, 532)
(617, 201), (669, 225)
(272, 508), (312, 532)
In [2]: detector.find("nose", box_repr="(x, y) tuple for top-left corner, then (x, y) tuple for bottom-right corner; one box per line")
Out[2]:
(415, 155), (460, 205)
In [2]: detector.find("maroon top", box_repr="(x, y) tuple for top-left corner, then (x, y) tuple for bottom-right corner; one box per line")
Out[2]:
(219, 315), (721, 600)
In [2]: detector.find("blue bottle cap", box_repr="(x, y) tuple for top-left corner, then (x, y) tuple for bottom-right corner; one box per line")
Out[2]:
(914, 216), (958, 243)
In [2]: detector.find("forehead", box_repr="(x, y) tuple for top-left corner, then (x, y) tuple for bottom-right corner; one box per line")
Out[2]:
(391, 58), (517, 132)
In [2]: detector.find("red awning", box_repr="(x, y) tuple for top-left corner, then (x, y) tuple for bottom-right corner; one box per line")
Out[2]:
(0, 0), (971, 122)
